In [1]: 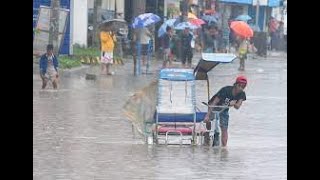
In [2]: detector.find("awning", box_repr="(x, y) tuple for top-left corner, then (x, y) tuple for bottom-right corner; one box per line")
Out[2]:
(219, 0), (253, 5)
(159, 69), (195, 81)
(252, 0), (281, 7)
(194, 53), (237, 80)
(268, 0), (281, 7)
(220, 0), (281, 7)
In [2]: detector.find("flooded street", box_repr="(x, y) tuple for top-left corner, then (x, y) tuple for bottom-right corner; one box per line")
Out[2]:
(33, 57), (286, 180)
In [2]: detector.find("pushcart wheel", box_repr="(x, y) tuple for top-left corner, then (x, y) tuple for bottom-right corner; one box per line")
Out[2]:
(203, 132), (210, 146)
(212, 132), (220, 147)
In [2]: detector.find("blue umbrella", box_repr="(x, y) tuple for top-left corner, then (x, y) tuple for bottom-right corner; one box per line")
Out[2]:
(235, 15), (252, 22)
(132, 13), (161, 29)
(174, 22), (198, 30)
(201, 15), (218, 23)
(164, 19), (177, 27)
(158, 19), (177, 37)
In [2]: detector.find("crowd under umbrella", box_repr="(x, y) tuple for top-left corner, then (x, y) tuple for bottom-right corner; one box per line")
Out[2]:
(132, 13), (161, 75)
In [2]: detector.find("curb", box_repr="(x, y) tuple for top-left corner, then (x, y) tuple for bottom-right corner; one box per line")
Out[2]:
(60, 65), (91, 77)
(33, 62), (91, 77)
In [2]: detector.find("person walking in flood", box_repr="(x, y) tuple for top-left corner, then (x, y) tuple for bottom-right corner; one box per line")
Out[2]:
(39, 44), (59, 89)
(180, 27), (193, 68)
(160, 26), (173, 68)
(139, 27), (153, 66)
(235, 36), (249, 71)
(203, 76), (247, 147)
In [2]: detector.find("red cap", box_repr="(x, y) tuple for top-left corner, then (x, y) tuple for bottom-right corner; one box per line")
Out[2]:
(236, 75), (247, 85)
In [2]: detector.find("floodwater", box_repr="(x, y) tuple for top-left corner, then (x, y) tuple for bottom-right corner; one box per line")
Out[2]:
(33, 57), (286, 180)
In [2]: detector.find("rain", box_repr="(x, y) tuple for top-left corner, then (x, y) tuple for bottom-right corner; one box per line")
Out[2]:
(34, 0), (287, 179)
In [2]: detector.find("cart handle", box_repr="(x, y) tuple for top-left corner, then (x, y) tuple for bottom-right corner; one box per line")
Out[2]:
(201, 102), (229, 110)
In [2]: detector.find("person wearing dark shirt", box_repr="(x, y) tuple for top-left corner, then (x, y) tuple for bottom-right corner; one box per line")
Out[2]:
(39, 44), (59, 89)
(202, 25), (218, 53)
(202, 25), (226, 53)
(180, 27), (193, 68)
(204, 76), (247, 147)
(160, 26), (173, 68)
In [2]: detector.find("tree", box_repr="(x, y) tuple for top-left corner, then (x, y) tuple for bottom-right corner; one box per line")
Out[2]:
(92, 0), (102, 47)
(49, 0), (60, 55)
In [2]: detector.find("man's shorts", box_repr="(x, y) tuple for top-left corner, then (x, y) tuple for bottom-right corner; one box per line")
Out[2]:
(219, 111), (230, 129)
(210, 110), (230, 129)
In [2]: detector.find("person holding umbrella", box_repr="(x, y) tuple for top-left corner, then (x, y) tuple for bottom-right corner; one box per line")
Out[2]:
(138, 27), (153, 66)
(230, 21), (254, 71)
(131, 13), (161, 74)
(100, 26), (117, 75)
(160, 26), (173, 68)
(236, 36), (250, 71)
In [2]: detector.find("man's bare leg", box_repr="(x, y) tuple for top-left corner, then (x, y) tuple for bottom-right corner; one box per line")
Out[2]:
(106, 64), (112, 75)
(101, 64), (107, 74)
(42, 80), (47, 89)
(41, 76), (48, 89)
(52, 78), (58, 89)
(220, 127), (228, 147)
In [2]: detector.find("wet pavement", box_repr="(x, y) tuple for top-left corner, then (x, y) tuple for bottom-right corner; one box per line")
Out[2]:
(33, 55), (287, 180)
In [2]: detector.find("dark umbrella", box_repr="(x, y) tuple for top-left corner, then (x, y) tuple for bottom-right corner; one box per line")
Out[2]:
(99, 19), (127, 31)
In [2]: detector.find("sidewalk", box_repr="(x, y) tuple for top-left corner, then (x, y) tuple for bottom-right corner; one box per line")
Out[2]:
(267, 51), (287, 58)
(33, 62), (90, 77)
(33, 50), (286, 78)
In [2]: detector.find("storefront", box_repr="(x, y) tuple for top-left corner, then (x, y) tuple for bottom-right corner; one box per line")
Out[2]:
(33, 0), (71, 55)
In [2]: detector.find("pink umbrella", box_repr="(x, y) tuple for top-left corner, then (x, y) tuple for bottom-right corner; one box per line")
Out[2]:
(189, 18), (206, 26)
(230, 21), (254, 38)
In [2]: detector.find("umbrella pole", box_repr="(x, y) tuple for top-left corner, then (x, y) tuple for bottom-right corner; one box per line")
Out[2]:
(255, 0), (260, 27)
(146, 40), (151, 74)
(137, 40), (141, 75)
(207, 78), (210, 102)
(136, 40), (141, 75)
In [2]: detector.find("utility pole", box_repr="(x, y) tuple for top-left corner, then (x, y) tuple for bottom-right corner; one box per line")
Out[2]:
(255, 0), (260, 27)
(92, 0), (102, 47)
(114, 0), (117, 18)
